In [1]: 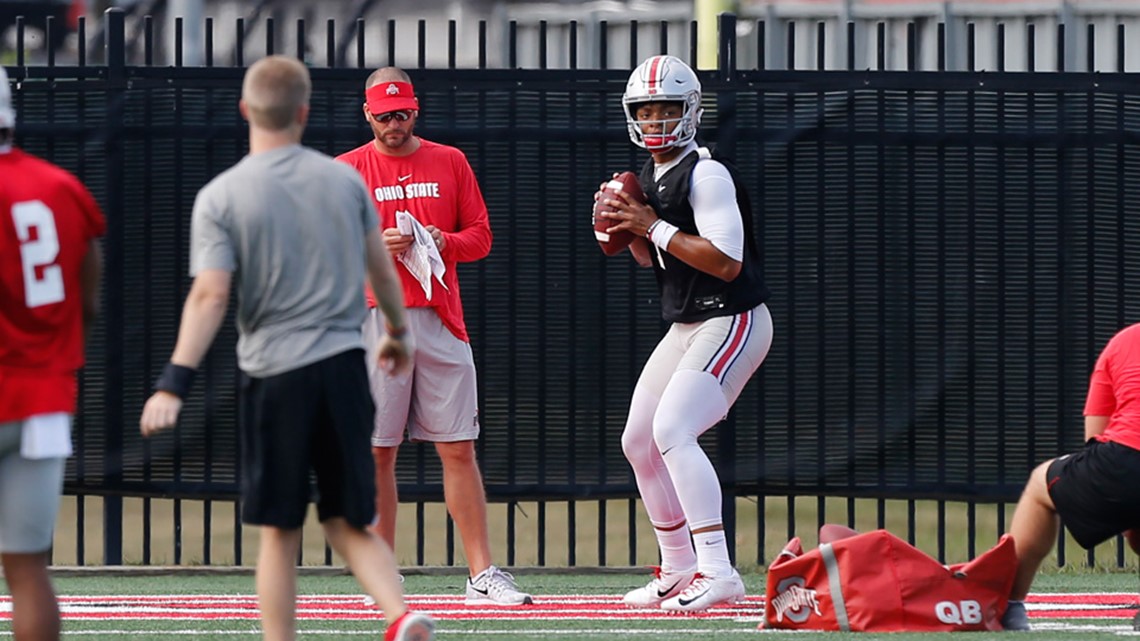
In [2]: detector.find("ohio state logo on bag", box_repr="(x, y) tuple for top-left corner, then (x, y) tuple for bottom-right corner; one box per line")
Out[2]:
(771, 577), (822, 623)
(762, 528), (1017, 632)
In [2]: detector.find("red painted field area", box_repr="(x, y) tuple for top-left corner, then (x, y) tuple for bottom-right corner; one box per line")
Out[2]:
(0, 593), (1135, 621)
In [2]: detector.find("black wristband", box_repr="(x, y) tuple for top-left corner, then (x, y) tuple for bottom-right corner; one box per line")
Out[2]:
(155, 363), (197, 399)
(384, 321), (408, 339)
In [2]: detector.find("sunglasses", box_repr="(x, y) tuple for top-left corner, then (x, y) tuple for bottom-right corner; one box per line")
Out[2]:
(371, 110), (414, 123)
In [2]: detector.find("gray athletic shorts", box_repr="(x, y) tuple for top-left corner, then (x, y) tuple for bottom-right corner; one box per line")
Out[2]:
(363, 307), (480, 446)
(0, 419), (66, 553)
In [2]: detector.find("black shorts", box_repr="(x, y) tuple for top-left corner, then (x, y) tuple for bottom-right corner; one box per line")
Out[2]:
(239, 349), (376, 529)
(1047, 439), (1140, 549)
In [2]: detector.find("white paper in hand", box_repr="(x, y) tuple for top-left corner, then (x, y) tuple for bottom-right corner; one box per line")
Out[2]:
(394, 211), (448, 300)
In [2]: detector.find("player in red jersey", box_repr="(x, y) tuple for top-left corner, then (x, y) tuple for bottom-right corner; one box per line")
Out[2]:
(0, 65), (104, 641)
(1003, 323), (1140, 630)
(337, 67), (531, 605)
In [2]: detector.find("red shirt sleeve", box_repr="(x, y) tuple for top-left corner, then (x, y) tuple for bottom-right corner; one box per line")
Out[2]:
(1085, 343), (1116, 417)
(440, 150), (492, 263)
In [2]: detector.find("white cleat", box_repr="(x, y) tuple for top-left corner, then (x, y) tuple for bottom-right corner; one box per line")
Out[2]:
(622, 566), (698, 609)
(465, 565), (534, 606)
(660, 569), (746, 613)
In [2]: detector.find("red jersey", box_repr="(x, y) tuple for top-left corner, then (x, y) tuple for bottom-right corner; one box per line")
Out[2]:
(0, 148), (106, 421)
(1084, 323), (1140, 451)
(337, 138), (492, 342)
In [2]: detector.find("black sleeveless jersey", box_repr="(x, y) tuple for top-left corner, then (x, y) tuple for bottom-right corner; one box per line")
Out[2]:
(638, 148), (769, 323)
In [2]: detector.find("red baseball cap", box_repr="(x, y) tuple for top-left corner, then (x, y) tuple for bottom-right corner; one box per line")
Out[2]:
(366, 81), (418, 114)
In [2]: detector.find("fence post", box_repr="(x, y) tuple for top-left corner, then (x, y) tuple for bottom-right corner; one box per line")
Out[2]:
(102, 7), (127, 566)
(715, 11), (739, 563)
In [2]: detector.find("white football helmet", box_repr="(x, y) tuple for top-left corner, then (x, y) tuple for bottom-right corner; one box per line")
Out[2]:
(622, 55), (702, 151)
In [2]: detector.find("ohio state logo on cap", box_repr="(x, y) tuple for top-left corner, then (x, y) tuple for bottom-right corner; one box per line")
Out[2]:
(366, 81), (418, 114)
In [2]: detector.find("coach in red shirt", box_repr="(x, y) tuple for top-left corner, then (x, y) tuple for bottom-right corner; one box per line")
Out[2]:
(338, 68), (531, 606)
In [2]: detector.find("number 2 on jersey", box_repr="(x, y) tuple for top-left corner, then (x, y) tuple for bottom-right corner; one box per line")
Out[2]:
(12, 200), (65, 308)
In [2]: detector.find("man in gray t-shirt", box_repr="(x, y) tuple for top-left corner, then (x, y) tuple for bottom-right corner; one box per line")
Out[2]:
(138, 56), (435, 641)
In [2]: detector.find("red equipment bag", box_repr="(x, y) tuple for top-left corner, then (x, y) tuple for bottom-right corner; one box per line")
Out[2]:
(762, 528), (1017, 632)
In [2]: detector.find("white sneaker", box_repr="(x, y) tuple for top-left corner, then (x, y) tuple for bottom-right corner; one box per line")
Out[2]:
(660, 569), (746, 612)
(465, 565), (534, 605)
(622, 566), (698, 609)
(364, 574), (405, 606)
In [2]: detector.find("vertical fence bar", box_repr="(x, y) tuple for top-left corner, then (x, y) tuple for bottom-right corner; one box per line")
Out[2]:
(175, 17), (183, 67)
(817, 22), (825, 70)
(356, 18), (365, 68)
(690, 20), (698, 67)
(569, 20), (577, 69)
(1027, 23), (1036, 72)
(937, 22), (946, 71)
(600, 20), (609, 69)
(77, 16), (86, 66)
(72, 9), (88, 565)
(787, 21), (795, 70)
(418, 19), (426, 68)
(1055, 30), (1071, 566)
(140, 12), (155, 559)
(1057, 23), (1066, 72)
(876, 22), (885, 70)
(15, 17), (23, 67)
(205, 18), (214, 67)
(1117, 24), (1125, 72)
(235, 18), (244, 67)
(509, 20), (518, 69)
(907, 22), (916, 70)
(537, 16), (549, 566)
(716, 11), (739, 561)
(967, 23), (975, 71)
(813, 15), (827, 536)
(46, 16), (55, 66)
(296, 18), (305, 60)
(102, 7), (127, 566)
(995, 44), (1008, 538)
(388, 19), (397, 67)
(567, 17), (577, 566)
(479, 21), (487, 69)
(174, 12), (186, 564)
(144, 15), (154, 65)
(997, 23), (1005, 71)
(758, 20), (767, 70)
(1087, 23), (1095, 71)
(266, 17), (274, 56)
(659, 19), (668, 55)
(630, 20), (638, 69)
(327, 19), (335, 67)
(1025, 18), (1041, 564)
(847, 21), (855, 70)
(449, 20), (457, 69)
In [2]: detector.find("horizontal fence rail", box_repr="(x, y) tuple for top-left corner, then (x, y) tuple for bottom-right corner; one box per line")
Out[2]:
(5, 9), (1140, 571)
(3, 6), (1137, 71)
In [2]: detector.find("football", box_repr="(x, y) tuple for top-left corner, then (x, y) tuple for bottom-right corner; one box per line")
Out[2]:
(593, 171), (646, 256)
(819, 523), (860, 545)
(1126, 528), (1140, 555)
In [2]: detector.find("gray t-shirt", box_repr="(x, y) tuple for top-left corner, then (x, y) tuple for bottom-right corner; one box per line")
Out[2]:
(190, 144), (377, 377)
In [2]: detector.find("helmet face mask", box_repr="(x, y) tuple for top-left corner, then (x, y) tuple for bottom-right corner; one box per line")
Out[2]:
(622, 55), (702, 152)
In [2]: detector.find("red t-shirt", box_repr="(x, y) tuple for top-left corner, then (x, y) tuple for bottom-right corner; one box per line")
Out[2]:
(1084, 323), (1140, 451)
(0, 148), (106, 422)
(337, 138), (492, 343)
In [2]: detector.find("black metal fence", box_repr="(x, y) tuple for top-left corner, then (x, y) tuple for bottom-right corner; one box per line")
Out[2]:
(7, 9), (1140, 569)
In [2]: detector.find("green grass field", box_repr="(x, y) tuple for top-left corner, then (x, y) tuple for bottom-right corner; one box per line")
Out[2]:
(1, 569), (1137, 640)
